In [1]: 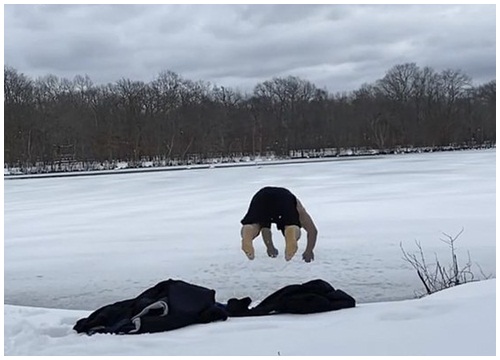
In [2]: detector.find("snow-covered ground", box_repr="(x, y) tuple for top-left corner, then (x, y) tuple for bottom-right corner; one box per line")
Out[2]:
(5, 279), (495, 356)
(4, 149), (496, 355)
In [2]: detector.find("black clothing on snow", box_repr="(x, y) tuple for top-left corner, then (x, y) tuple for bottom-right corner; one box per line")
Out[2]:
(241, 186), (301, 233)
(225, 279), (356, 317)
(73, 278), (355, 335)
(73, 279), (228, 335)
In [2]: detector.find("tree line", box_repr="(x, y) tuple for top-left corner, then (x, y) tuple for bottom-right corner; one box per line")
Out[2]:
(4, 63), (496, 166)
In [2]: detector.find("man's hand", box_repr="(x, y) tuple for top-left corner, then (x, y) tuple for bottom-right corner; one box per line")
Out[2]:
(302, 250), (314, 263)
(266, 246), (278, 258)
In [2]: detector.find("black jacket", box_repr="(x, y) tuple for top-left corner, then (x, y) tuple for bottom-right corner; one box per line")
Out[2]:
(225, 279), (356, 317)
(73, 279), (228, 335)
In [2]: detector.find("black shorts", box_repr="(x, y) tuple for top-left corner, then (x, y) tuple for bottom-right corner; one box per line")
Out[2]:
(241, 187), (301, 233)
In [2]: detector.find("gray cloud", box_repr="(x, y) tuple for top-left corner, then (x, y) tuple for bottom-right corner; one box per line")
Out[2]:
(4, 4), (496, 93)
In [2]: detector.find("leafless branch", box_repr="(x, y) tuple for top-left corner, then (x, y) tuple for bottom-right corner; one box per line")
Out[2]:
(400, 228), (489, 297)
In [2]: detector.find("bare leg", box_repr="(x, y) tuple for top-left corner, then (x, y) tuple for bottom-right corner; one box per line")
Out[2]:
(284, 225), (301, 261)
(241, 224), (260, 260)
(261, 227), (278, 258)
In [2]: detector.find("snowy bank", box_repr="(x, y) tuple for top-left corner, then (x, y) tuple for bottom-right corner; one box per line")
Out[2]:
(4, 279), (495, 356)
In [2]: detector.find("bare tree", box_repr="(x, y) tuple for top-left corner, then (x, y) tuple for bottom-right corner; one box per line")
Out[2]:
(400, 228), (491, 296)
(3, 63), (496, 169)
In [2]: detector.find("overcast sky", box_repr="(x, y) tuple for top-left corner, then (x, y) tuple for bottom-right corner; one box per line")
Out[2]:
(4, 4), (496, 94)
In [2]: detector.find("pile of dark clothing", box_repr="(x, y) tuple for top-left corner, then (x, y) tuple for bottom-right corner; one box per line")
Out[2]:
(73, 279), (228, 335)
(73, 279), (356, 335)
(225, 279), (355, 317)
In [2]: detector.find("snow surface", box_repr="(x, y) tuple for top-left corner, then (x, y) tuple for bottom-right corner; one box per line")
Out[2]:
(4, 149), (496, 355)
(4, 279), (495, 356)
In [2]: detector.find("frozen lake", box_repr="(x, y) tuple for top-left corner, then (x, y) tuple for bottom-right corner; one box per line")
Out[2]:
(4, 149), (496, 311)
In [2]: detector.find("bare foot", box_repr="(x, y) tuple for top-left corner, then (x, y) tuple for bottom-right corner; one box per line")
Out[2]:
(242, 238), (255, 260)
(284, 226), (299, 261)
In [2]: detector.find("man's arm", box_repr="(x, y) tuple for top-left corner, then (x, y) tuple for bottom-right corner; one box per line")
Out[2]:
(261, 227), (278, 258)
(297, 199), (318, 262)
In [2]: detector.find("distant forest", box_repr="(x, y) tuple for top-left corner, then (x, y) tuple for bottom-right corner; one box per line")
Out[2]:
(4, 63), (496, 166)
